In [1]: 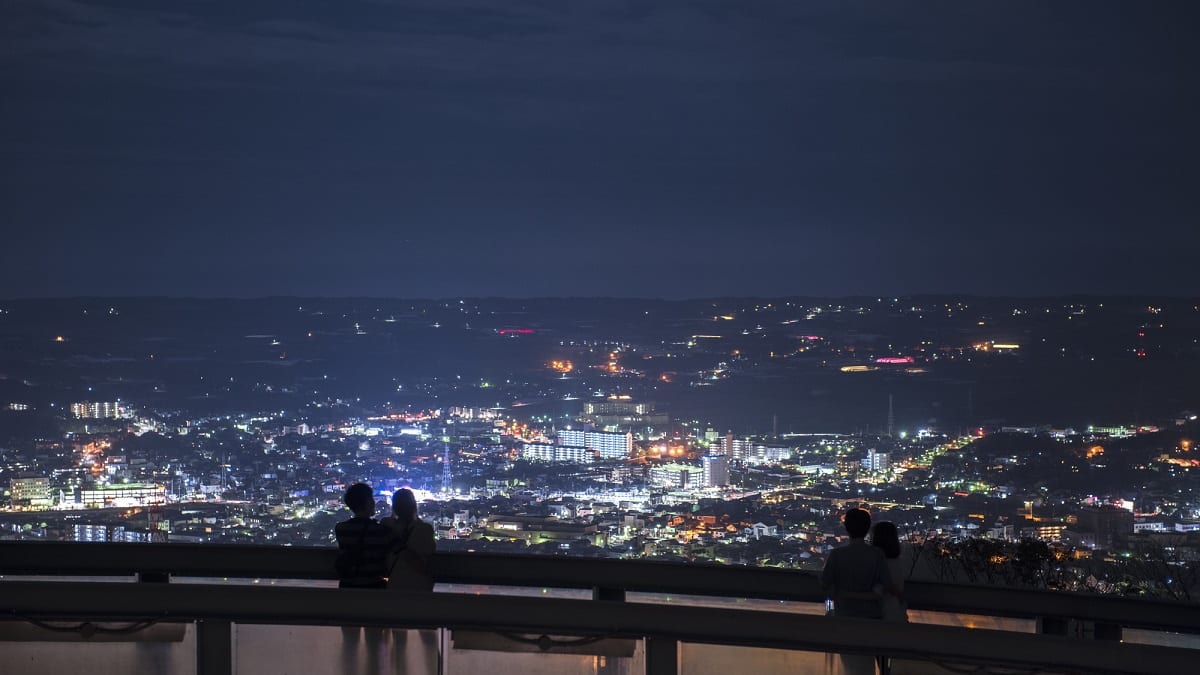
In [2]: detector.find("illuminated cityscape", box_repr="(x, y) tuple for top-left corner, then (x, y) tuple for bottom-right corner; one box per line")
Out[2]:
(2, 1), (1198, 672)
(1, 296), (1197, 599)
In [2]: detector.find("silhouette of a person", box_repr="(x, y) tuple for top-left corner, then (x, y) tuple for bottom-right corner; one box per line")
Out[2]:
(821, 508), (896, 675)
(381, 488), (440, 671)
(334, 483), (393, 672)
(871, 521), (908, 622)
(821, 508), (894, 617)
(871, 520), (908, 675)
(380, 488), (436, 591)
(334, 483), (392, 589)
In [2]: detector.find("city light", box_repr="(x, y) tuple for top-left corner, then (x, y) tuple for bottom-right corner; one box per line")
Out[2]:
(1, 295), (1196, 608)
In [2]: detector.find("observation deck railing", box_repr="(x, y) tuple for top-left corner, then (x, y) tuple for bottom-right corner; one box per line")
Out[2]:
(2, 542), (1198, 675)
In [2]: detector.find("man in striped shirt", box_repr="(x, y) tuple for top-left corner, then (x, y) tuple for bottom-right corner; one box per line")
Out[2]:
(334, 483), (392, 589)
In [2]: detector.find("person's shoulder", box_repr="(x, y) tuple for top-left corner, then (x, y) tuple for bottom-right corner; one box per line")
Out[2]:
(334, 518), (369, 542)
(366, 519), (392, 533)
(856, 544), (885, 559)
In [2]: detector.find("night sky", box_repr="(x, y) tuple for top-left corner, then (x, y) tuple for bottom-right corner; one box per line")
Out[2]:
(3, 1), (1197, 298)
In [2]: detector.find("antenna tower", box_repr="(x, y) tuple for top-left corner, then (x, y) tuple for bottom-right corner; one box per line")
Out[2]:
(441, 443), (452, 495)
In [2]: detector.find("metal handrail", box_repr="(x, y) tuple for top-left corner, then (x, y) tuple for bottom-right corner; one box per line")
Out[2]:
(2, 541), (1198, 634)
(0, 580), (1193, 675)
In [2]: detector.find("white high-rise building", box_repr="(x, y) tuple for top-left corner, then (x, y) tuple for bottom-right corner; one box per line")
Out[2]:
(862, 449), (890, 473)
(719, 435), (791, 464)
(558, 430), (632, 460)
(9, 475), (51, 507)
(720, 434), (747, 458)
(70, 401), (124, 419)
(649, 464), (705, 489)
(701, 455), (729, 487)
(522, 443), (594, 464)
(78, 483), (166, 507)
(747, 445), (792, 465)
(72, 524), (108, 542)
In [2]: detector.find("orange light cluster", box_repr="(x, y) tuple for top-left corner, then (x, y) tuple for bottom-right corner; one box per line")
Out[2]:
(1086, 445), (1105, 459)
(549, 360), (574, 374)
(1165, 457), (1200, 468)
(650, 443), (687, 457)
(503, 421), (540, 443)
(77, 440), (111, 456)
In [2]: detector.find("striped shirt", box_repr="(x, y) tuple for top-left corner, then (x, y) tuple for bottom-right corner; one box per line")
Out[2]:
(334, 516), (393, 589)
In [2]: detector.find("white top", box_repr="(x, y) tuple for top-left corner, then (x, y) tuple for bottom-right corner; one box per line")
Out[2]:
(881, 557), (908, 622)
(380, 516), (436, 591)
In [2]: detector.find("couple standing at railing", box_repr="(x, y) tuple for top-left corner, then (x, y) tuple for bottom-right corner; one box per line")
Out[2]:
(335, 484), (439, 673)
(334, 483), (436, 591)
(821, 507), (907, 675)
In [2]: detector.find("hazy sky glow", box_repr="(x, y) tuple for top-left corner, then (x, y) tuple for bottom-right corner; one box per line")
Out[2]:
(2, 1), (1197, 298)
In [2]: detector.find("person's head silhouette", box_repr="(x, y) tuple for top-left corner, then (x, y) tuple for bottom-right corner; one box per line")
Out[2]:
(344, 483), (375, 518)
(843, 507), (871, 539)
(872, 521), (901, 558)
(392, 488), (418, 522)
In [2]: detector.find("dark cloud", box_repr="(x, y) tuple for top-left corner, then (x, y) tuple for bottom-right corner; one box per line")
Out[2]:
(1, 1), (1197, 297)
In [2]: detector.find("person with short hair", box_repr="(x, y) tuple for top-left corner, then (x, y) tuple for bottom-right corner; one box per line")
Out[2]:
(334, 483), (392, 589)
(820, 508), (895, 618)
(334, 483), (394, 672)
(821, 508), (897, 674)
